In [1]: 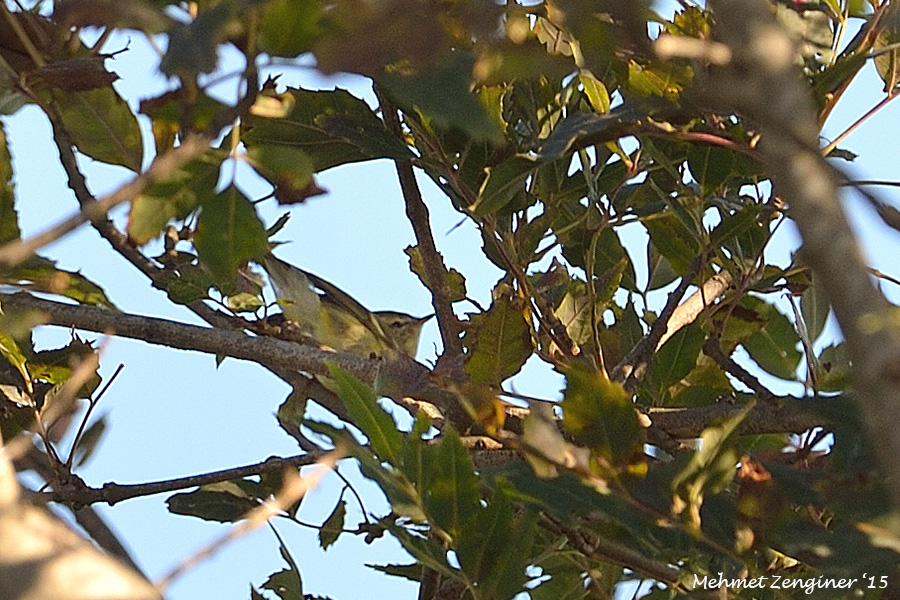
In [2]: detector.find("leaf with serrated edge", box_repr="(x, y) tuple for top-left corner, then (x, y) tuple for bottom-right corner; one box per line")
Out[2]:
(328, 365), (401, 465)
(318, 499), (346, 550)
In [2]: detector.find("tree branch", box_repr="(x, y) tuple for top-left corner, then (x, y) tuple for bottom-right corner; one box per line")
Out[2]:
(610, 255), (703, 389)
(646, 396), (831, 439)
(44, 452), (324, 507)
(374, 86), (463, 356)
(0, 133), (211, 270)
(2, 293), (833, 442)
(705, 0), (900, 506)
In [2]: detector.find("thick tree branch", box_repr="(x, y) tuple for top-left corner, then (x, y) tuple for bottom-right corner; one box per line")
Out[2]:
(646, 396), (831, 439)
(2, 293), (833, 442)
(1, 292), (429, 386)
(705, 0), (900, 507)
(374, 86), (463, 355)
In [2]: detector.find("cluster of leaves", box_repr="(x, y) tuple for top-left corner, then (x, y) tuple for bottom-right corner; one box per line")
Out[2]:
(5, 0), (900, 599)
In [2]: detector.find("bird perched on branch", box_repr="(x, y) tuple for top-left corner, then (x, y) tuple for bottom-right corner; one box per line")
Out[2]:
(260, 253), (431, 359)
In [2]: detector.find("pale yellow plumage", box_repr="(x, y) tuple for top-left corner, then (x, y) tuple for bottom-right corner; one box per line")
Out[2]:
(261, 253), (430, 358)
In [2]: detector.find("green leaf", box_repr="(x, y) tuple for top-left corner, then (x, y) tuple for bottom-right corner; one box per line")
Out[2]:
(672, 402), (753, 524)
(365, 563), (422, 582)
(0, 123), (17, 244)
(687, 145), (734, 197)
(404, 245), (466, 302)
(456, 486), (536, 600)
(29, 339), (101, 399)
(560, 226), (637, 292)
(538, 105), (647, 161)
(246, 144), (317, 206)
(262, 536), (304, 600)
(709, 204), (761, 248)
(128, 151), (223, 245)
(242, 87), (412, 172)
(161, 1), (238, 76)
(626, 60), (692, 98)
(377, 51), (501, 142)
(328, 365), (402, 465)
(0, 328), (29, 385)
(258, 0), (324, 57)
(195, 185), (269, 282)
(740, 297), (802, 381)
(470, 156), (536, 216)
(52, 87), (143, 172)
(800, 281), (830, 344)
(422, 427), (481, 538)
(814, 342), (850, 393)
(645, 243), (678, 291)
(560, 366), (644, 468)
(71, 413), (107, 467)
(578, 70), (610, 113)
(872, 29), (900, 92)
(642, 211), (700, 274)
(318, 498), (346, 551)
(529, 570), (589, 600)
(4, 256), (114, 307)
(642, 322), (705, 405)
(463, 294), (533, 385)
(166, 481), (263, 522)
(554, 279), (609, 349)
(379, 520), (457, 577)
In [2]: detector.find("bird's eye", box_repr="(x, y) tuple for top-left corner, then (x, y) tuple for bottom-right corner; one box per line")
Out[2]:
(390, 321), (403, 329)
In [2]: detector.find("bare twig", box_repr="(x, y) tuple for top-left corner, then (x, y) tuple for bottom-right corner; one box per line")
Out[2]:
(540, 514), (683, 588)
(45, 452), (325, 507)
(610, 255), (703, 389)
(156, 448), (343, 592)
(0, 135), (211, 269)
(702, 336), (775, 402)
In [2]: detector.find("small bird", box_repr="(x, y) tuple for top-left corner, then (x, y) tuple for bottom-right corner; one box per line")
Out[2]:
(260, 253), (431, 359)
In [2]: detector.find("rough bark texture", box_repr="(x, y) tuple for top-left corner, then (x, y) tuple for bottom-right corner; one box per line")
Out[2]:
(706, 0), (900, 507)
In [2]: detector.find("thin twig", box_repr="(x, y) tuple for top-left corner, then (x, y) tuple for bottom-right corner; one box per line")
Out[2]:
(65, 363), (125, 470)
(822, 92), (900, 157)
(155, 449), (343, 593)
(701, 336), (775, 402)
(47, 452), (325, 507)
(610, 255), (703, 389)
(0, 134), (211, 269)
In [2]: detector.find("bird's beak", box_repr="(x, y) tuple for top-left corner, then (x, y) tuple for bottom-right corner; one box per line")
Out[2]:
(418, 314), (435, 324)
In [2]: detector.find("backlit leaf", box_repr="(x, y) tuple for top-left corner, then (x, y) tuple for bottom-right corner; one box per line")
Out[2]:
(560, 365), (643, 468)
(129, 151), (223, 245)
(740, 297), (802, 381)
(464, 294), (533, 384)
(328, 365), (401, 465)
(242, 87), (412, 172)
(0, 123), (17, 244)
(195, 185), (269, 281)
(319, 499), (346, 550)
(641, 322), (705, 405)
(52, 87), (143, 172)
